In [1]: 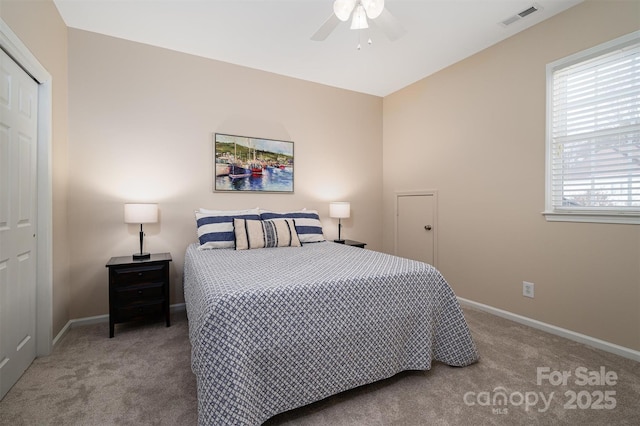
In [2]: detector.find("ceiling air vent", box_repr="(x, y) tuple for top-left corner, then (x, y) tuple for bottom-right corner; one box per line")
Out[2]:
(500, 4), (541, 27)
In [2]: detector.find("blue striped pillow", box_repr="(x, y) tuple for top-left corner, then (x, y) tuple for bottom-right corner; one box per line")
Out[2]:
(260, 210), (325, 243)
(196, 209), (261, 249)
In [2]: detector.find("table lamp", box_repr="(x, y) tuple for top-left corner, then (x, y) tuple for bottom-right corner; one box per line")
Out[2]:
(124, 203), (158, 260)
(329, 201), (350, 243)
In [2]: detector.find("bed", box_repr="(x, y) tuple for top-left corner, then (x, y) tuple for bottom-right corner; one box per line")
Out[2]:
(183, 235), (479, 425)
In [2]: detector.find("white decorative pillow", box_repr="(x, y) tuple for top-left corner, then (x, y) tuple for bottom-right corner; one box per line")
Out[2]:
(196, 209), (261, 249)
(259, 210), (325, 243)
(234, 218), (301, 250)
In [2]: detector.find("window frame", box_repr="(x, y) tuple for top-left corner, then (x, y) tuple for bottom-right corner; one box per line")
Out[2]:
(544, 30), (640, 225)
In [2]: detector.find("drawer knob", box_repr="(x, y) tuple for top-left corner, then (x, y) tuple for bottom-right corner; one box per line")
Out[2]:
(137, 272), (143, 276)
(138, 290), (143, 294)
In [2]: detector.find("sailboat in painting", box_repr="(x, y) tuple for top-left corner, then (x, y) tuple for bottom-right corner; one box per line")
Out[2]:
(229, 141), (251, 179)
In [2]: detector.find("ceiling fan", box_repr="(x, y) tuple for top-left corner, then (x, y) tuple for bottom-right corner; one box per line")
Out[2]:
(311, 0), (406, 44)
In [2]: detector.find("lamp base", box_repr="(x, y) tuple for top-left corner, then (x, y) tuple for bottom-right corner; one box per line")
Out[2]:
(334, 239), (346, 244)
(133, 252), (151, 260)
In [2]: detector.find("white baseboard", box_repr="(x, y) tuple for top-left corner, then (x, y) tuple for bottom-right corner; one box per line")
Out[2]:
(458, 297), (640, 362)
(52, 303), (187, 348)
(53, 300), (640, 362)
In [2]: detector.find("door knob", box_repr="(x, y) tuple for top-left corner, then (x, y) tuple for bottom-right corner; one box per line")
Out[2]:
(424, 225), (432, 231)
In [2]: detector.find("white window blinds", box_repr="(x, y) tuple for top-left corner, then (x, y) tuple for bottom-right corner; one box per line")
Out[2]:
(547, 33), (640, 220)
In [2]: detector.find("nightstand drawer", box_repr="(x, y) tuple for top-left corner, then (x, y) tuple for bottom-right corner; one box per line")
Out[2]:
(112, 264), (166, 287)
(113, 302), (164, 322)
(115, 282), (164, 304)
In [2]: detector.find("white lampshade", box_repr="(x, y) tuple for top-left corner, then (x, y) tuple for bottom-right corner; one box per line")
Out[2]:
(124, 203), (158, 224)
(334, 0), (356, 21)
(362, 0), (384, 19)
(350, 5), (369, 29)
(329, 202), (351, 219)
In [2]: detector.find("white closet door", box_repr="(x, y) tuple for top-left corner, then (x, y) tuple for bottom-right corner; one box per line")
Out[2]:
(396, 193), (436, 266)
(0, 47), (39, 400)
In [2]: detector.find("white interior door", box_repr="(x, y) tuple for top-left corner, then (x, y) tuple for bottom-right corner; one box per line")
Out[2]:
(396, 193), (436, 266)
(0, 47), (39, 400)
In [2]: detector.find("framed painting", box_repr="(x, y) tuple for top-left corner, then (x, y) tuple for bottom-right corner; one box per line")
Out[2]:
(214, 133), (294, 193)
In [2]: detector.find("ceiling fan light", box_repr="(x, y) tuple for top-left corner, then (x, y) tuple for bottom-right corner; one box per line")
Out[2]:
(350, 5), (369, 29)
(334, 0), (356, 22)
(362, 0), (384, 19)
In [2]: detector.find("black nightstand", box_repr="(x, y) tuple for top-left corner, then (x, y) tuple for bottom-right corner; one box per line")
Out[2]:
(106, 253), (172, 338)
(334, 239), (367, 248)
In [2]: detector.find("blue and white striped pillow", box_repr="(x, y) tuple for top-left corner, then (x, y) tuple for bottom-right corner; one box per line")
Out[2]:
(196, 209), (261, 249)
(260, 210), (325, 243)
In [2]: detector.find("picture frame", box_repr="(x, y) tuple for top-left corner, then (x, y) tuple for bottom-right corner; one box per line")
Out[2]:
(214, 133), (294, 193)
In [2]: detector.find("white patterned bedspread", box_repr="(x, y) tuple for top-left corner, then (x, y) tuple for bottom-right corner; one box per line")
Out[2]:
(183, 241), (478, 425)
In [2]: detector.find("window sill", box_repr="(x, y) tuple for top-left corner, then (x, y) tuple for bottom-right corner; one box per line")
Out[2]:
(542, 211), (640, 225)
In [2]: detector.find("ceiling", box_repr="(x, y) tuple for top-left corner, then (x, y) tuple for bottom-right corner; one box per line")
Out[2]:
(53, 0), (583, 97)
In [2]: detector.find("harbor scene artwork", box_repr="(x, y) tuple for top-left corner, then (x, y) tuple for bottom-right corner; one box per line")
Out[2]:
(214, 133), (294, 192)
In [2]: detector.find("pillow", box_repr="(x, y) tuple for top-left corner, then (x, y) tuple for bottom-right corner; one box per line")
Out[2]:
(196, 209), (260, 249)
(260, 210), (325, 243)
(234, 218), (301, 250)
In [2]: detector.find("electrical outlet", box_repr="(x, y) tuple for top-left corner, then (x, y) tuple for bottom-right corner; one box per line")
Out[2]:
(523, 281), (535, 298)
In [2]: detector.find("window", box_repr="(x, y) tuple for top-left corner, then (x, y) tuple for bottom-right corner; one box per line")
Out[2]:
(545, 31), (640, 224)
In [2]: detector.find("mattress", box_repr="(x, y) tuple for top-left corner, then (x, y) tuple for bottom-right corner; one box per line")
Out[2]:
(183, 241), (478, 425)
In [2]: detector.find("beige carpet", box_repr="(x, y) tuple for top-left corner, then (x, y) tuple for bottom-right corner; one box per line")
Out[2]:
(1, 307), (639, 425)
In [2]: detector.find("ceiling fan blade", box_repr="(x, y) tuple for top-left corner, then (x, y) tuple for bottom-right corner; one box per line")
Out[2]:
(373, 8), (406, 41)
(311, 14), (341, 41)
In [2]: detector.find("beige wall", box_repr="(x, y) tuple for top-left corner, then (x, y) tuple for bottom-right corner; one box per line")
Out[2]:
(5, 0), (638, 353)
(383, 0), (640, 351)
(0, 0), (70, 336)
(67, 29), (383, 319)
